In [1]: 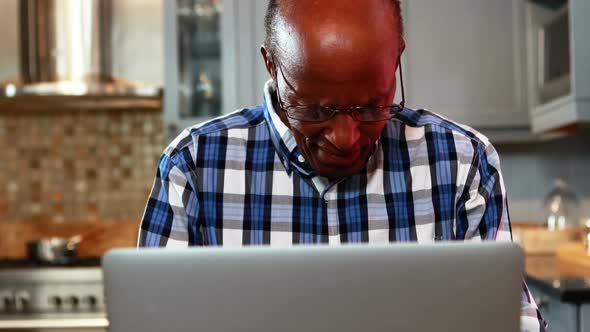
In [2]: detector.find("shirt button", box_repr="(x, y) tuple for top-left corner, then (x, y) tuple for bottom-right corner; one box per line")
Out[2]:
(298, 155), (305, 163)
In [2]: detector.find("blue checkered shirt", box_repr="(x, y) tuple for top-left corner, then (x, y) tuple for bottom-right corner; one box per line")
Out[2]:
(139, 81), (546, 331)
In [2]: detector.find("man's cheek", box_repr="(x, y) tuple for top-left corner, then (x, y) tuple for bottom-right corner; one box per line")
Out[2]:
(362, 123), (387, 140)
(290, 121), (322, 138)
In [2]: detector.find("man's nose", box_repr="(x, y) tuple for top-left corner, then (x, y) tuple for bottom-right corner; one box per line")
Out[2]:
(323, 112), (361, 151)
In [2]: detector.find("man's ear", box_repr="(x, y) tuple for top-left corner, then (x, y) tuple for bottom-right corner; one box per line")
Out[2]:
(260, 45), (276, 80)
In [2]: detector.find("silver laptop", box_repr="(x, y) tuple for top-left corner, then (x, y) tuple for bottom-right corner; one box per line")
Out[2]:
(103, 242), (523, 332)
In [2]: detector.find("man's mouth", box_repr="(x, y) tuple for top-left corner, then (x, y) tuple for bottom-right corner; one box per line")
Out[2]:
(312, 142), (364, 166)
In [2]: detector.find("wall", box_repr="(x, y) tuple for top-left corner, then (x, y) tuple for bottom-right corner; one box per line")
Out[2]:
(498, 131), (590, 224)
(0, 0), (18, 82)
(0, 1), (165, 258)
(112, 0), (164, 86)
(0, 0), (164, 86)
(0, 98), (164, 224)
(0, 98), (163, 258)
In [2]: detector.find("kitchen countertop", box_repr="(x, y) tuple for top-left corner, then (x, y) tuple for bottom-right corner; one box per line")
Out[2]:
(526, 255), (590, 303)
(0, 94), (162, 112)
(0, 220), (139, 259)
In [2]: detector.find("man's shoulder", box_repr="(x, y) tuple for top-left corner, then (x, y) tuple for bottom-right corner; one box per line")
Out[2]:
(163, 106), (266, 160)
(391, 108), (493, 150)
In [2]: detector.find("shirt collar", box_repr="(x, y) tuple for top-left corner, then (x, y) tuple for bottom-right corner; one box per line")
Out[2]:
(263, 80), (316, 178)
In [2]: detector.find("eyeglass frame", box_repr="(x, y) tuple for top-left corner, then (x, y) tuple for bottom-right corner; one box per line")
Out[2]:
(272, 55), (406, 123)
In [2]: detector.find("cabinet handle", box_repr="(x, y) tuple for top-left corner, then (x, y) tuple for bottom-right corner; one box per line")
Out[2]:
(536, 296), (551, 313)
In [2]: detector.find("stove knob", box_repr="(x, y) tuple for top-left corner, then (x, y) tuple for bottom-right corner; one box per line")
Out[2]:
(66, 296), (80, 308)
(14, 291), (30, 312)
(49, 296), (63, 309)
(83, 295), (98, 308)
(0, 291), (15, 312)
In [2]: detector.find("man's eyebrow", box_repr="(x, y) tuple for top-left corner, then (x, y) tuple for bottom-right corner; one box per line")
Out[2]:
(366, 97), (381, 105)
(285, 90), (317, 106)
(365, 93), (390, 106)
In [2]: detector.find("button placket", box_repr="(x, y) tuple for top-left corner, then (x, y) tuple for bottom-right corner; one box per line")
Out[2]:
(322, 187), (337, 203)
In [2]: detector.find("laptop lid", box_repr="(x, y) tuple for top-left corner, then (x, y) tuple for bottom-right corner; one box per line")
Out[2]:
(103, 242), (523, 332)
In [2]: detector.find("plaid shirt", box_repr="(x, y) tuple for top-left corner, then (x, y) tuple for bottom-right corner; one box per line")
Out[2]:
(139, 81), (546, 331)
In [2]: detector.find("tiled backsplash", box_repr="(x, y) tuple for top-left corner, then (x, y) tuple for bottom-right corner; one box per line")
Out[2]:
(0, 96), (164, 223)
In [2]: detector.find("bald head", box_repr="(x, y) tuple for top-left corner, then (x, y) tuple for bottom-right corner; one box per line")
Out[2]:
(264, 0), (403, 62)
(259, 0), (406, 179)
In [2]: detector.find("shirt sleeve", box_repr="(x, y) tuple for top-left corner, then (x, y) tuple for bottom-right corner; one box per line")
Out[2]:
(138, 153), (201, 247)
(456, 140), (548, 332)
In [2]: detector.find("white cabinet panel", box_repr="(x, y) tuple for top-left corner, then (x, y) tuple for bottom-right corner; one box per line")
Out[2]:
(402, 0), (529, 129)
(526, 0), (590, 133)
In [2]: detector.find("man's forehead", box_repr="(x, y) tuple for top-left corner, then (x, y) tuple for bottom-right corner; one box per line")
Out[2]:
(277, 0), (394, 21)
(274, 0), (399, 66)
(274, 0), (399, 82)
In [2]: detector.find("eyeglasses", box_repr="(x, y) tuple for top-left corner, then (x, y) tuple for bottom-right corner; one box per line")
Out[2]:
(273, 57), (405, 123)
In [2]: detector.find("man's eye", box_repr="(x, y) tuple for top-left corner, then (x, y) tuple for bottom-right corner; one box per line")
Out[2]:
(307, 105), (325, 120)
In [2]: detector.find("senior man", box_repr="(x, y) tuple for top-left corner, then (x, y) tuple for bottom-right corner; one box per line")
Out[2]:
(139, 0), (546, 330)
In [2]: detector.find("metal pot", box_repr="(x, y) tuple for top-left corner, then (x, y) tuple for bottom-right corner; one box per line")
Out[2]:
(27, 235), (83, 265)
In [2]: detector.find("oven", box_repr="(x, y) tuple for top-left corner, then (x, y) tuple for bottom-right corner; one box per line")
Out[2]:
(0, 259), (107, 331)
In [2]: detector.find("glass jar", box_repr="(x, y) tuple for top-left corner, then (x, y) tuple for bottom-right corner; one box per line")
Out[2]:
(544, 178), (579, 231)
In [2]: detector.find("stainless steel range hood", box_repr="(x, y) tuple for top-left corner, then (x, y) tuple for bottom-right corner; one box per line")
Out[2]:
(0, 0), (159, 97)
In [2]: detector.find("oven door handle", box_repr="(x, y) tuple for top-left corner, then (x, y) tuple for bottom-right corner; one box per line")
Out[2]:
(0, 317), (109, 330)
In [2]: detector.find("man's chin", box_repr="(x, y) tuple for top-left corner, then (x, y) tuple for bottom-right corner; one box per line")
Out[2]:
(315, 164), (364, 180)
(310, 152), (369, 180)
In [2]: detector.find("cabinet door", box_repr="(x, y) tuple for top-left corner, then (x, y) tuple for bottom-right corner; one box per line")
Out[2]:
(528, 283), (578, 332)
(402, 0), (529, 129)
(163, 0), (268, 141)
(580, 304), (590, 332)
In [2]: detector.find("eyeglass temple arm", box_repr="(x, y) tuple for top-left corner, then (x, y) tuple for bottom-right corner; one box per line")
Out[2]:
(398, 57), (405, 109)
(273, 56), (300, 96)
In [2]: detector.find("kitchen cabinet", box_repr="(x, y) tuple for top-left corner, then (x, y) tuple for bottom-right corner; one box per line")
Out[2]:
(529, 283), (578, 331)
(524, 0), (590, 133)
(526, 254), (590, 332)
(527, 280), (590, 332)
(163, 0), (269, 142)
(401, 0), (534, 143)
